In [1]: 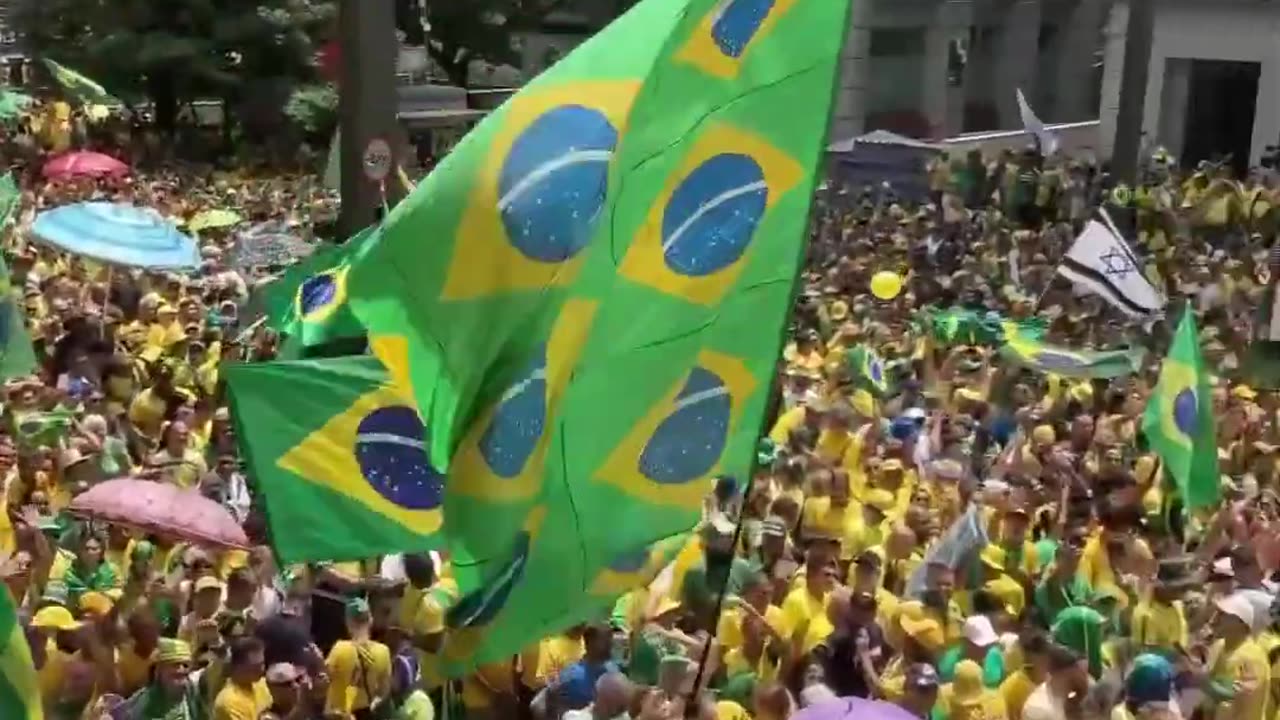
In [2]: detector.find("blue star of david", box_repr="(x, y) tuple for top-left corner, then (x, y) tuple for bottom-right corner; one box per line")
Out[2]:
(1099, 249), (1134, 278)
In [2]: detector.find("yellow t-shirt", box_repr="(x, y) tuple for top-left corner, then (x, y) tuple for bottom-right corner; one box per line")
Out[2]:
(400, 577), (457, 690)
(521, 634), (583, 688)
(326, 639), (392, 714)
(802, 496), (851, 539)
(999, 669), (1038, 720)
(128, 389), (169, 438)
(717, 700), (752, 720)
(212, 679), (272, 720)
(723, 647), (779, 685)
(1078, 535), (1152, 610)
(940, 688), (1009, 720)
(116, 643), (156, 697)
(716, 605), (786, 652)
(1210, 638), (1271, 720)
(461, 660), (516, 710)
(779, 587), (833, 654)
(38, 641), (73, 705)
(1130, 599), (1188, 652)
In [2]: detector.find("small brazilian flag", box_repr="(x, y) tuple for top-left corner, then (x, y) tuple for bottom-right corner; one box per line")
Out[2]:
(847, 345), (892, 397)
(224, 355), (445, 564)
(1141, 303), (1219, 510)
(0, 585), (41, 720)
(258, 226), (378, 358)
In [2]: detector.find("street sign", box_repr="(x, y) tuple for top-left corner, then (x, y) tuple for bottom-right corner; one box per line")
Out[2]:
(362, 138), (392, 182)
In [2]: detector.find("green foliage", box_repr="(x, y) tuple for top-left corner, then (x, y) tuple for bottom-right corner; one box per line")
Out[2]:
(16, 0), (337, 128)
(284, 82), (338, 139)
(423, 0), (569, 86)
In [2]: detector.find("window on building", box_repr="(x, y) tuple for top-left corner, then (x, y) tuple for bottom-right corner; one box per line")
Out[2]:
(870, 28), (926, 57)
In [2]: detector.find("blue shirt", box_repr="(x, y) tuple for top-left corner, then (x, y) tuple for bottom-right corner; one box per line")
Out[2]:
(556, 660), (619, 710)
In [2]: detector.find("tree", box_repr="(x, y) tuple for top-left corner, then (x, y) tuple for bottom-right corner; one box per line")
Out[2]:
(421, 0), (570, 87)
(15, 0), (337, 135)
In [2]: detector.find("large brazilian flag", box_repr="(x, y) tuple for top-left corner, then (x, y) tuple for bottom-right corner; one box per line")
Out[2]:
(232, 0), (855, 674)
(0, 585), (41, 720)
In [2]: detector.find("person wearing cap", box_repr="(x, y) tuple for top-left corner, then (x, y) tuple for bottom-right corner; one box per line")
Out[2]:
(324, 597), (391, 718)
(938, 615), (1006, 689)
(899, 663), (941, 720)
(879, 600), (947, 701)
(33, 604), (84, 705)
(1192, 593), (1270, 720)
(178, 575), (225, 648)
(1130, 557), (1193, 655)
(680, 514), (761, 627)
(113, 638), (205, 720)
(844, 488), (895, 562)
(1113, 653), (1177, 720)
(938, 659), (1008, 720)
(261, 662), (308, 720)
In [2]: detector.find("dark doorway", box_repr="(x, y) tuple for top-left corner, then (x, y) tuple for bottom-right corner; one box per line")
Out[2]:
(1182, 59), (1259, 177)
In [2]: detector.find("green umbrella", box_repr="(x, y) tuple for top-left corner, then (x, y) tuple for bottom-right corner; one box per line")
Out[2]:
(188, 208), (243, 232)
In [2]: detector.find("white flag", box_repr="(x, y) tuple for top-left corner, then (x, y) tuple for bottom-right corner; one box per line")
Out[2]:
(1017, 88), (1059, 156)
(1056, 219), (1164, 318)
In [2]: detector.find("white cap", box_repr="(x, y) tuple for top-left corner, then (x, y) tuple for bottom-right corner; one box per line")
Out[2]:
(962, 615), (998, 647)
(1211, 557), (1234, 578)
(1216, 593), (1255, 629)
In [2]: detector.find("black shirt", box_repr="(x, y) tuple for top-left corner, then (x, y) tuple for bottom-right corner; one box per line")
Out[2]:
(813, 622), (888, 698)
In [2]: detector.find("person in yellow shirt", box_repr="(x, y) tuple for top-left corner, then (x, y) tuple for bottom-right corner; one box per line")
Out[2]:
(212, 636), (272, 720)
(843, 489), (893, 563)
(1130, 557), (1192, 654)
(398, 553), (454, 691)
(522, 627), (584, 690)
(779, 561), (837, 656)
(1202, 594), (1271, 720)
(1000, 632), (1050, 720)
(803, 468), (853, 541)
(939, 659), (1008, 720)
(880, 601), (946, 701)
(326, 597), (392, 718)
(717, 572), (785, 654)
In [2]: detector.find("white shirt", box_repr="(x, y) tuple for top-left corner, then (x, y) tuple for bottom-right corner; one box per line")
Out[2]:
(1022, 683), (1068, 720)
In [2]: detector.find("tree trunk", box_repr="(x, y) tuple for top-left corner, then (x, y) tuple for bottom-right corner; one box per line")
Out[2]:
(148, 69), (179, 136)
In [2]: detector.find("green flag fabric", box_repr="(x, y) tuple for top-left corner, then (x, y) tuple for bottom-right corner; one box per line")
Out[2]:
(0, 173), (20, 225)
(42, 59), (119, 106)
(1000, 333), (1145, 380)
(13, 409), (74, 450)
(0, 256), (37, 381)
(1141, 305), (1219, 510)
(223, 355), (445, 564)
(258, 227), (377, 358)
(0, 583), (41, 720)
(417, 0), (851, 672)
(918, 307), (1046, 347)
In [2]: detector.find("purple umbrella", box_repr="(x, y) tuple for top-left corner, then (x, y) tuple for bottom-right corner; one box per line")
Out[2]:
(793, 697), (922, 720)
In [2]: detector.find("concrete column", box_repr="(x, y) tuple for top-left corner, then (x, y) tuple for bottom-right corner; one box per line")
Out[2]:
(1097, 0), (1129, 160)
(1156, 58), (1189, 159)
(993, 0), (1042, 129)
(829, 0), (874, 143)
(1053, 0), (1106, 122)
(922, 0), (973, 138)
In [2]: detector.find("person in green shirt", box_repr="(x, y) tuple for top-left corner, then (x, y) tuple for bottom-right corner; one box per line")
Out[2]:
(680, 514), (761, 629)
(1033, 532), (1090, 628)
(936, 615), (1005, 688)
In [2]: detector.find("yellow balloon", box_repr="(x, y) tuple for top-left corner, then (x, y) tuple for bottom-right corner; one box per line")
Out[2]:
(870, 271), (903, 300)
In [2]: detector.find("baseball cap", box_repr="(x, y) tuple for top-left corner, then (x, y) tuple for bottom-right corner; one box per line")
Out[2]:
(266, 662), (303, 685)
(1216, 593), (1255, 628)
(32, 606), (81, 632)
(905, 663), (940, 690)
(1126, 653), (1175, 706)
(194, 576), (224, 594)
(962, 615), (998, 647)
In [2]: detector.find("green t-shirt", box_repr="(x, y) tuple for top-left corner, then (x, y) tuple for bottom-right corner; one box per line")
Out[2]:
(1033, 574), (1093, 628)
(680, 556), (760, 619)
(936, 645), (1005, 688)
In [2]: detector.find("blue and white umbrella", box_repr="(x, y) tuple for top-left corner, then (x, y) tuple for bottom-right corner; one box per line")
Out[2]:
(32, 202), (200, 269)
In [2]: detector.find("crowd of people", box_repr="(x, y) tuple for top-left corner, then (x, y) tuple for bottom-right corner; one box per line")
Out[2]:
(6, 95), (1280, 720)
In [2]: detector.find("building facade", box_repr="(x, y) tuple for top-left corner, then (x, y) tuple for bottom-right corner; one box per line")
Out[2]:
(514, 0), (1107, 144)
(832, 0), (1108, 143)
(1099, 0), (1280, 173)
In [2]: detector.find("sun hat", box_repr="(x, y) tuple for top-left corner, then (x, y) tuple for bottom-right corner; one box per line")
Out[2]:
(950, 660), (986, 706)
(962, 615), (998, 647)
(32, 606), (81, 632)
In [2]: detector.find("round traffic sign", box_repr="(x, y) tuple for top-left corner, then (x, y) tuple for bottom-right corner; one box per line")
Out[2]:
(362, 138), (392, 182)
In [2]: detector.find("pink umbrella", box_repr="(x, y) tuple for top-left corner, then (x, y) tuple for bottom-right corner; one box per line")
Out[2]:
(69, 478), (248, 549)
(43, 151), (129, 180)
